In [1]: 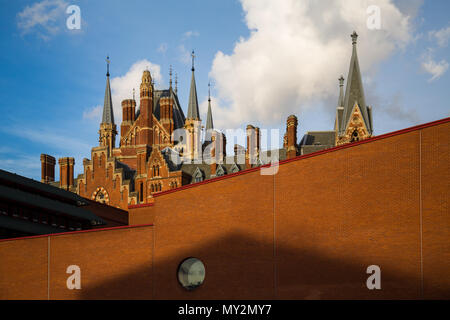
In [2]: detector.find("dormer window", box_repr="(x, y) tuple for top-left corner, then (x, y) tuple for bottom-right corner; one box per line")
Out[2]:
(216, 165), (225, 177)
(193, 167), (203, 183)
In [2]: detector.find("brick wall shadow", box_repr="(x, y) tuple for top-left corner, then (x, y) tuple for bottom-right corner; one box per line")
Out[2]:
(80, 231), (450, 300)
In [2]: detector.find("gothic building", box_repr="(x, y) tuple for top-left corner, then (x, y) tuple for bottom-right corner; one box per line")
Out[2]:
(40, 32), (374, 210)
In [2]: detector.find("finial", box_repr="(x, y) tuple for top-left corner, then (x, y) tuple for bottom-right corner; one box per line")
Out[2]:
(169, 65), (173, 88)
(351, 31), (358, 45)
(175, 72), (178, 93)
(106, 55), (110, 77)
(339, 75), (344, 86)
(133, 88), (135, 100)
(191, 50), (195, 71)
(208, 81), (211, 102)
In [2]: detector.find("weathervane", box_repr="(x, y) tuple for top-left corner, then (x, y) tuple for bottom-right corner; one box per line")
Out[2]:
(106, 55), (110, 77)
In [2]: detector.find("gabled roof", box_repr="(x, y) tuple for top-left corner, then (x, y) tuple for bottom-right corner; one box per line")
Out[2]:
(340, 32), (371, 135)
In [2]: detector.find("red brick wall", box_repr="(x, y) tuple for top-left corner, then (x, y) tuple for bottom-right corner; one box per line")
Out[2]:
(0, 237), (48, 299)
(0, 119), (448, 299)
(143, 119), (449, 299)
(421, 124), (450, 298)
(0, 225), (153, 299)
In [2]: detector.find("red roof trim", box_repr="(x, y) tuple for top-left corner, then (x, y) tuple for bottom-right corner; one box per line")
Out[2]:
(128, 202), (155, 209)
(0, 223), (153, 243)
(151, 117), (450, 199)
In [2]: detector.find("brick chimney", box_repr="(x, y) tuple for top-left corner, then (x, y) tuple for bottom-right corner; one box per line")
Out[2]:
(286, 115), (298, 159)
(58, 157), (75, 190)
(246, 125), (260, 169)
(40, 154), (55, 183)
(121, 99), (136, 143)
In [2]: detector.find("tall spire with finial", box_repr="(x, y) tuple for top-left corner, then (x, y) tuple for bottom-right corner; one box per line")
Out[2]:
(169, 65), (173, 89)
(102, 55), (114, 124)
(206, 81), (214, 131)
(175, 72), (178, 94)
(340, 31), (372, 135)
(187, 50), (200, 120)
(99, 55), (117, 156)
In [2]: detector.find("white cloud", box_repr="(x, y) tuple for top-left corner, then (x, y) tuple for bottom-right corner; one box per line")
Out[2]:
(429, 26), (450, 48)
(82, 105), (102, 121)
(17, 0), (68, 40)
(157, 43), (168, 54)
(207, 0), (418, 129)
(109, 60), (162, 123)
(183, 30), (200, 39)
(421, 50), (449, 82)
(6, 127), (91, 153)
(178, 44), (192, 65)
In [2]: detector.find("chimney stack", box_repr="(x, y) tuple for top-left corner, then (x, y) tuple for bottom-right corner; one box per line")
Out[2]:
(286, 115), (298, 159)
(58, 157), (75, 190)
(246, 125), (260, 169)
(40, 154), (55, 183)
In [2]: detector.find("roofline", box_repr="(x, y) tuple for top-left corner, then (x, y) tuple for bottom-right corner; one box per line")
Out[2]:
(0, 223), (153, 243)
(128, 202), (154, 209)
(149, 117), (449, 199)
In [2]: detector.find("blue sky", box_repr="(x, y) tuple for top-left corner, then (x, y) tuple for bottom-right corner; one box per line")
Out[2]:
(0, 0), (449, 181)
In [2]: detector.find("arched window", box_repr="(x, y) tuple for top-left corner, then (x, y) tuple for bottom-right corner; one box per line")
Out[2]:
(151, 184), (154, 193)
(157, 165), (160, 176)
(139, 182), (144, 202)
(351, 129), (359, 142)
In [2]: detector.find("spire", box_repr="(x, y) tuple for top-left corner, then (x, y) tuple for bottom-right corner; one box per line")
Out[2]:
(102, 56), (114, 124)
(340, 31), (371, 134)
(338, 75), (345, 107)
(206, 82), (214, 131)
(175, 72), (178, 94)
(187, 50), (200, 120)
(169, 65), (173, 89)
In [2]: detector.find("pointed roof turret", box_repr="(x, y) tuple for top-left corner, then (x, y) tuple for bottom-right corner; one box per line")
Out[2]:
(102, 56), (115, 124)
(340, 31), (372, 134)
(206, 82), (214, 131)
(187, 50), (200, 120)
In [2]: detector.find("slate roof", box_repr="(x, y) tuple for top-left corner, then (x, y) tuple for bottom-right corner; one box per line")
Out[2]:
(140, 89), (186, 130)
(102, 74), (115, 124)
(300, 131), (336, 147)
(186, 68), (200, 120)
(206, 98), (213, 131)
